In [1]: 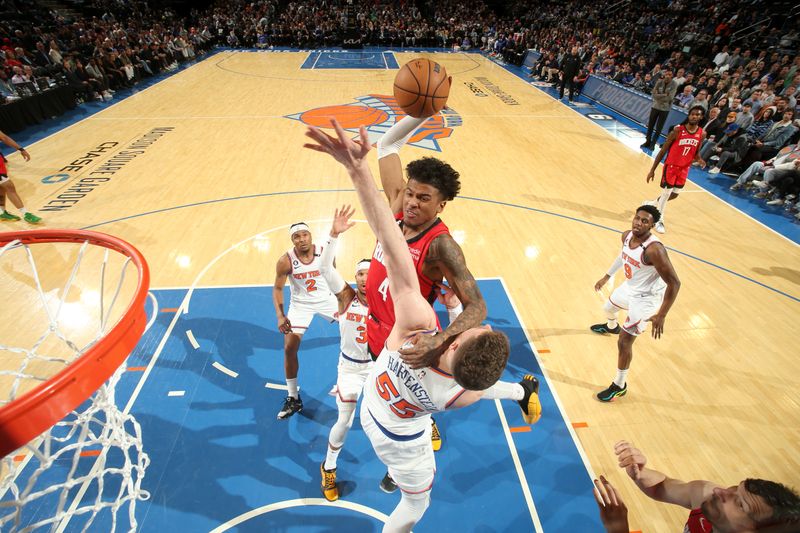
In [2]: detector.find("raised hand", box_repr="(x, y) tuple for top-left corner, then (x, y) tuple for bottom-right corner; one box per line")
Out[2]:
(435, 281), (461, 309)
(304, 119), (371, 171)
(331, 204), (356, 236)
(614, 440), (647, 481)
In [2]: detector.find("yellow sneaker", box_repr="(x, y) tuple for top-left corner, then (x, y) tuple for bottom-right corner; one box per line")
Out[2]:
(431, 418), (442, 452)
(320, 462), (338, 502)
(518, 375), (542, 424)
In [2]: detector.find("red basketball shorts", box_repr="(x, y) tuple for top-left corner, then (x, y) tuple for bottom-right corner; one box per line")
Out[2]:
(660, 164), (689, 189)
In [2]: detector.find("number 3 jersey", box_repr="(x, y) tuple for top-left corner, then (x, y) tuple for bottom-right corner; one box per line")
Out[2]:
(363, 342), (466, 439)
(287, 245), (334, 305)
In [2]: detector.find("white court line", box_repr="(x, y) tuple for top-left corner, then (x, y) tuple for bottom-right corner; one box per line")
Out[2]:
(499, 277), (598, 481)
(167, 390), (185, 397)
(381, 52), (388, 69)
(310, 52), (322, 69)
(488, 53), (800, 248)
(264, 382), (296, 391)
(186, 329), (200, 349)
(87, 113), (578, 121)
(210, 498), (389, 532)
(144, 291), (158, 333)
(212, 361), (239, 379)
(494, 400), (544, 532)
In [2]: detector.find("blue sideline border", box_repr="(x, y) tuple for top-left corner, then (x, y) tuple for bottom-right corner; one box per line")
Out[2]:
(486, 54), (800, 243)
(4, 46), (797, 243)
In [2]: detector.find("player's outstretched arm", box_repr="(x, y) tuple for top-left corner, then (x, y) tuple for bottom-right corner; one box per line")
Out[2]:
(305, 120), (431, 331)
(319, 205), (356, 313)
(643, 243), (680, 339)
(0, 130), (30, 161)
(273, 253), (292, 334)
(615, 441), (714, 509)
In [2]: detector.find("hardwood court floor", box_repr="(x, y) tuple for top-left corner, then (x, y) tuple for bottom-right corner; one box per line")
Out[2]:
(4, 50), (799, 531)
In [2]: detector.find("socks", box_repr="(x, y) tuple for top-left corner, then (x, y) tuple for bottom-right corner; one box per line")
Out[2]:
(613, 369), (628, 388)
(657, 188), (671, 218)
(324, 445), (341, 471)
(20, 208), (28, 215)
(376, 115), (427, 159)
(286, 378), (298, 399)
(482, 381), (525, 401)
(606, 318), (618, 329)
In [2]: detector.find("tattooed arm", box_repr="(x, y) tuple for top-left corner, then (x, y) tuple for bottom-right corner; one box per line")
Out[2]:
(398, 233), (487, 368)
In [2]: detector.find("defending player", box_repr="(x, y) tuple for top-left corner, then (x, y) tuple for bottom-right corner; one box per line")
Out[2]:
(304, 119), (542, 533)
(590, 205), (681, 402)
(368, 114), (488, 452)
(317, 205), (372, 502)
(272, 222), (339, 419)
(645, 106), (706, 234)
(0, 130), (42, 223)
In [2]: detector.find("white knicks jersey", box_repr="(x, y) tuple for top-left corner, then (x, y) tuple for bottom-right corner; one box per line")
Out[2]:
(620, 233), (666, 295)
(362, 344), (465, 438)
(339, 296), (370, 364)
(287, 246), (333, 305)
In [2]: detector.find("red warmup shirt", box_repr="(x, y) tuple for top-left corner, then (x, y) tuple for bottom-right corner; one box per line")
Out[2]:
(684, 508), (714, 533)
(365, 213), (449, 359)
(665, 124), (704, 168)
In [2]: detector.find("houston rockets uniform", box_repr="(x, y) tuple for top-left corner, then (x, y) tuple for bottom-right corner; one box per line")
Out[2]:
(662, 124), (704, 189)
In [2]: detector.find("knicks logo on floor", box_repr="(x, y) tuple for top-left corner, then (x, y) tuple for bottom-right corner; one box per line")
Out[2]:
(286, 95), (462, 152)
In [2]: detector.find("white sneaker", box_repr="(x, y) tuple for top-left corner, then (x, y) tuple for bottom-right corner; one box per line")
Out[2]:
(766, 198), (784, 206)
(708, 167), (721, 174)
(654, 221), (666, 234)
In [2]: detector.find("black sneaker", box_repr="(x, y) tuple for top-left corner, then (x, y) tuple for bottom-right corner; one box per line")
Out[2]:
(590, 323), (621, 334)
(518, 374), (542, 424)
(379, 472), (398, 493)
(596, 382), (627, 402)
(277, 395), (303, 419)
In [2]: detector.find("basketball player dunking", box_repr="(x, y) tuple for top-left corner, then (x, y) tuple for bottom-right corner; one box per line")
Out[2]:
(367, 114), (488, 457)
(304, 119), (541, 533)
(645, 106), (706, 234)
(272, 223), (339, 419)
(590, 205), (681, 402)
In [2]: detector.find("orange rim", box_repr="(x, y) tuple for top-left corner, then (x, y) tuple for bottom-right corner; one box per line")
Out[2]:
(0, 229), (150, 458)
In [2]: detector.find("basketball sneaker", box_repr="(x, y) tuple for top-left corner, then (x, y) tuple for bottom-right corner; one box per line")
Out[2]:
(24, 212), (42, 224)
(0, 211), (20, 221)
(654, 220), (666, 234)
(379, 472), (398, 494)
(431, 418), (442, 452)
(597, 382), (627, 402)
(277, 395), (303, 419)
(320, 462), (339, 502)
(590, 323), (621, 334)
(517, 374), (542, 424)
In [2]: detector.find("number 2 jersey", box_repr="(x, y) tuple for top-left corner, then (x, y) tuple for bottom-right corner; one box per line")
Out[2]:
(362, 341), (465, 439)
(365, 214), (450, 358)
(287, 245), (334, 305)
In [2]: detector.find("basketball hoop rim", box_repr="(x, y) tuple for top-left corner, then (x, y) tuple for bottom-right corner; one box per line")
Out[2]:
(0, 229), (150, 458)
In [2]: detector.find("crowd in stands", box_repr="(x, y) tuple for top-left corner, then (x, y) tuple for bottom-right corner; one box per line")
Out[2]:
(2, 0), (799, 217)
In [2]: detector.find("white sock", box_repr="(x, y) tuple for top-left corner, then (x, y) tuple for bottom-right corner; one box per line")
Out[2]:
(482, 381), (524, 401)
(376, 115), (427, 159)
(606, 318), (618, 329)
(324, 445), (341, 470)
(613, 369), (628, 388)
(657, 188), (672, 218)
(20, 208), (28, 215)
(286, 378), (298, 399)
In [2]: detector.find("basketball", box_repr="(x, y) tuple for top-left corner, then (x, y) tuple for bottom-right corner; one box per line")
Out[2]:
(393, 58), (451, 118)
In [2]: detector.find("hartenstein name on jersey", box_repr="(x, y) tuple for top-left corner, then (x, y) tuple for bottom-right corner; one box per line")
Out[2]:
(621, 251), (641, 268)
(373, 242), (422, 266)
(676, 137), (700, 148)
(293, 269), (320, 280)
(385, 354), (437, 411)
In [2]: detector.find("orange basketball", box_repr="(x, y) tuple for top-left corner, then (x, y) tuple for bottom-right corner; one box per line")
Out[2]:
(393, 58), (451, 118)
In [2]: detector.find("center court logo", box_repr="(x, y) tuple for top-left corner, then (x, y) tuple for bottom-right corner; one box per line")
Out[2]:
(285, 95), (462, 152)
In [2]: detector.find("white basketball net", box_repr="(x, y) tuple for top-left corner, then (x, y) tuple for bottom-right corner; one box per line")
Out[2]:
(0, 238), (149, 532)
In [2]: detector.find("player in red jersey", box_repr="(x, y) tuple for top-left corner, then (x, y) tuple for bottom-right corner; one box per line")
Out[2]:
(0, 130), (42, 224)
(645, 106), (707, 234)
(367, 114), (488, 457)
(593, 441), (800, 533)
